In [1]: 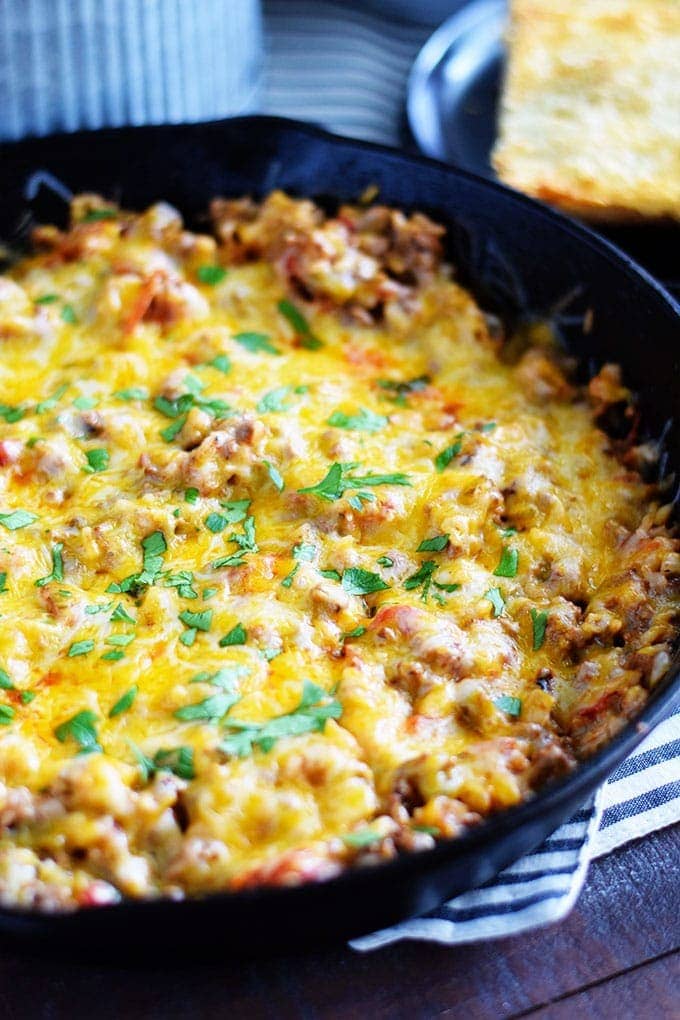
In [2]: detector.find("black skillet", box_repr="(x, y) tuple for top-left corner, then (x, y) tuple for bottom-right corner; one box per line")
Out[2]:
(0, 116), (678, 954)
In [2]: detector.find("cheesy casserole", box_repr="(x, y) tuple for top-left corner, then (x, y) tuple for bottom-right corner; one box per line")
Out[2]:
(0, 192), (676, 911)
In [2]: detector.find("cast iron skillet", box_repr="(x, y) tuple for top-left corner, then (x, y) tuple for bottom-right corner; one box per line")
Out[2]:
(0, 116), (678, 955)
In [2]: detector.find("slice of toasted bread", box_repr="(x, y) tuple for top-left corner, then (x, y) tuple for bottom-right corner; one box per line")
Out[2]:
(492, 1), (680, 221)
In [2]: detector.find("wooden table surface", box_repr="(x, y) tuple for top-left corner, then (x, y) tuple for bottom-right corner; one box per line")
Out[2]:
(0, 824), (677, 1020)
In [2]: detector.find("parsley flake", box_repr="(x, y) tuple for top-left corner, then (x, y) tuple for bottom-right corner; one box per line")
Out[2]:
(114, 387), (148, 401)
(209, 354), (232, 374)
(494, 695), (522, 718)
(220, 680), (342, 758)
(417, 534), (449, 553)
(327, 408), (387, 433)
(109, 686), (138, 718)
(484, 587), (506, 617)
(54, 710), (101, 752)
(234, 332), (280, 356)
(0, 705), (15, 725)
(82, 447), (109, 474)
(196, 264), (227, 285)
(342, 567), (389, 596)
(219, 622), (247, 647)
(494, 546), (519, 578)
(35, 543), (64, 587)
(68, 639), (94, 657)
(278, 299), (323, 350)
(179, 609), (213, 632)
(531, 609), (549, 651)
(0, 509), (38, 531)
(257, 386), (292, 414)
(434, 438), (463, 472)
(263, 460), (284, 491)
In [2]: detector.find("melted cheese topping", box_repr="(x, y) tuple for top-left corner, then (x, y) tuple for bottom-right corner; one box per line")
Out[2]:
(0, 195), (676, 910)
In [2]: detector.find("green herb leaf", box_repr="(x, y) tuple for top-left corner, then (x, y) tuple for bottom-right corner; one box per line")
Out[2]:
(434, 439), (463, 472)
(114, 387), (148, 401)
(234, 332), (280, 356)
(494, 695), (522, 718)
(35, 383), (68, 415)
(164, 570), (198, 600)
(263, 460), (284, 491)
(179, 629), (196, 647)
(160, 415), (188, 443)
(417, 534), (449, 553)
(35, 543), (64, 587)
(35, 293), (59, 305)
(0, 704), (15, 725)
(257, 386), (292, 414)
(219, 622), (247, 647)
(205, 512), (228, 533)
(220, 680), (342, 758)
(209, 354), (232, 374)
(21, 691), (36, 704)
(341, 625), (366, 641)
(494, 546), (519, 578)
(531, 609), (549, 651)
(219, 499), (251, 524)
(377, 555), (393, 568)
(152, 746), (195, 780)
(85, 601), (113, 615)
(111, 603), (136, 624)
(343, 829), (381, 848)
(73, 395), (99, 410)
(68, 639), (95, 657)
(105, 634), (135, 647)
(278, 299), (323, 350)
(179, 609), (213, 632)
(298, 462), (344, 501)
(109, 685), (138, 718)
(60, 304), (78, 325)
(403, 560), (437, 600)
(140, 531), (167, 584)
(54, 710), (100, 752)
(174, 690), (239, 723)
(82, 447), (109, 474)
(81, 208), (117, 222)
(0, 669), (14, 690)
(319, 569), (341, 581)
(342, 567), (389, 596)
(196, 264), (227, 286)
(0, 403), (25, 423)
(484, 587), (505, 617)
(327, 408), (387, 433)
(0, 509), (38, 531)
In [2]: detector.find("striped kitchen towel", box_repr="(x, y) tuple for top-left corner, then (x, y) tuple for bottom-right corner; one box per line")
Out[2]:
(351, 707), (679, 950)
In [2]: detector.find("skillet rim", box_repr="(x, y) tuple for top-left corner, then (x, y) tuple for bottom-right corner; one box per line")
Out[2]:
(0, 113), (677, 941)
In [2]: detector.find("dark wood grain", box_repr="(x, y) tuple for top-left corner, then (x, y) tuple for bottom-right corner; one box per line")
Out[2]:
(0, 825), (677, 1020)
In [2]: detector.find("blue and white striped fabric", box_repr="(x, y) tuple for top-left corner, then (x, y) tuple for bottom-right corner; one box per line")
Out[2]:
(262, 0), (680, 949)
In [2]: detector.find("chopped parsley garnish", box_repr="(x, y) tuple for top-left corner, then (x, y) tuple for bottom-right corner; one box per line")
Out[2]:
(404, 560), (437, 601)
(263, 460), (284, 492)
(376, 376), (430, 407)
(184, 488), (199, 504)
(327, 408), (387, 433)
(500, 526), (517, 538)
(73, 395), (99, 410)
(278, 299), (323, 350)
(219, 622), (247, 647)
(298, 462), (410, 502)
(175, 689), (240, 723)
(21, 691), (36, 705)
(281, 542), (316, 587)
(484, 587), (506, 617)
(54, 710), (101, 752)
(212, 516), (258, 569)
(209, 353), (232, 374)
(81, 208), (118, 222)
(342, 567), (389, 596)
(35, 543), (64, 587)
(109, 686), (138, 718)
(105, 634), (135, 647)
(343, 829), (381, 848)
(0, 510), (38, 531)
(164, 571), (198, 600)
(68, 639), (95, 657)
(129, 743), (195, 782)
(377, 555), (393, 568)
(35, 383), (69, 415)
(257, 386), (292, 413)
(114, 387), (148, 401)
(85, 601), (113, 615)
(0, 669), (14, 690)
(35, 293), (59, 305)
(60, 304), (78, 325)
(417, 534), (449, 553)
(102, 649), (125, 661)
(179, 630), (197, 647)
(494, 695), (522, 718)
(494, 546), (519, 578)
(219, 499), (251, 523)
(0, 572), (7, 594)
(196, 264), (227, 286)
(0, 705), (15, 725)
(319, 569), (341, 582)
(531, 609), (549, 651)
(205, 512), (228, 533)
(220, 680), (341, 758)
(82, 447), (110, 473)
(155, 390), (231, 443)
(191, 665), (248, 687)
(202, 587), (218, 600)
(434, 437), (463, 472)
(234, 331), (280, 356)
(0, 403), (25, 423)
(107, 530), (166, 595)
(111, 603), (136, 624)
(341, 625), (366, 641)
(179, 609), (213, 632)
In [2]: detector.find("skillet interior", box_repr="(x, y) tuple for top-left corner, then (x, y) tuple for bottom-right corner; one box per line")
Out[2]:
(0, 115), (678, 954)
